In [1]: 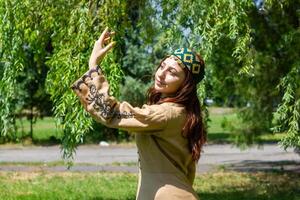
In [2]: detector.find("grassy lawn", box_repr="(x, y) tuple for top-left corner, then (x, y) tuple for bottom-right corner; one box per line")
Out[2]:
(15, 117), (62, 144)
(0, 171), (299, 200)
(10, 107), (284, 145)
(1, 108), (295, 200)
(207, 107), (284, 144)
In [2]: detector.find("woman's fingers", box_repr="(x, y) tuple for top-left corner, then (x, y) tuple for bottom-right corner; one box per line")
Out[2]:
(102, 41), (116, 54)
(90, 28), (115, 68)
(106, 31), (115, 37)
(104, 32), (115, 43)
(103, 39), (110, 46)
(100, 28), (115, 40)
(104, 37), (111, 42)
(98, 28), (116, 47)
(99, 27), (109, 44)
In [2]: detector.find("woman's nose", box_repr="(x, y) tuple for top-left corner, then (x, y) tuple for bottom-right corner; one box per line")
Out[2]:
(157, 69), (165, 79)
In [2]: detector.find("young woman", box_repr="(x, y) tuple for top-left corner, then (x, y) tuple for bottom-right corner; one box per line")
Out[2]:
(71, 28), (206, 200)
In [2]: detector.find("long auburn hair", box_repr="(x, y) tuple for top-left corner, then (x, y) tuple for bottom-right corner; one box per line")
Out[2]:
(146, 55), (207, 162)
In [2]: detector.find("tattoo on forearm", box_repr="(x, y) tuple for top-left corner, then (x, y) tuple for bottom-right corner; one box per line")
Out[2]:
(87, 84), (134, 119)
(72, 67), (134, 119)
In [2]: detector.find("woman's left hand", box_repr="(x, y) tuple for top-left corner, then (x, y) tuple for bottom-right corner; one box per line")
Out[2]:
(89, 27), (116, 69)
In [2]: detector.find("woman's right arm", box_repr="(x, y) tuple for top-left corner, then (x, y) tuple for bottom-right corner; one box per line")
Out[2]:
(71, 65), (168, 133)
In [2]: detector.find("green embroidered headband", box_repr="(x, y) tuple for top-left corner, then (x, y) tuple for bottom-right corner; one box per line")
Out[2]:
(171, 48), (205, 84)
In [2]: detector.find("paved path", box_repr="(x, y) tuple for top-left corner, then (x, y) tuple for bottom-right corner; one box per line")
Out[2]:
(0, 144), (299, 173)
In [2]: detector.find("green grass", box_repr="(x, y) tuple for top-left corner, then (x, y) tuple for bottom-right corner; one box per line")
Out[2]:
(15, 117), (62, 144)
(0, 172), (137, 200)
(0, 161), (138, 167)
(0, 171), (299, 200)
(207, 111), (237, 143)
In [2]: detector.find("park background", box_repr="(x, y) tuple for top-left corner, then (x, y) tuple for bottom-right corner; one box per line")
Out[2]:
(0, 0), (299, 199)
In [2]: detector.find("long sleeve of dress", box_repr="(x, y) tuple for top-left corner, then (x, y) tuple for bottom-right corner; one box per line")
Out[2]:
(71, 66), (168, 133)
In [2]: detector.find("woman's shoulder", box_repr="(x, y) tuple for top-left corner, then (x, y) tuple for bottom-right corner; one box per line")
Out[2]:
(141, 102), (186, 119)
(160, 102), (185, 108)
(142, 102), (185, 110)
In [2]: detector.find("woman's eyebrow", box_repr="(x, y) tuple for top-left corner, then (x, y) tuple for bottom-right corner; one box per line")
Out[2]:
(162, 61), (179, 73)
(167, 66), (178, 73)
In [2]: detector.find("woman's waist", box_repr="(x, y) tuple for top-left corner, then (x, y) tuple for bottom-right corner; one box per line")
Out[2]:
(140, 170), (192, 185)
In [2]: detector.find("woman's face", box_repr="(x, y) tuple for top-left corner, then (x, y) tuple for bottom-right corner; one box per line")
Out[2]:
(154, 56), (186, 95)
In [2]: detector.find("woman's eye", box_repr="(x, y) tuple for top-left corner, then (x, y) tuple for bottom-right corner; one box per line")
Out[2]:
(168, 69), (176, 76)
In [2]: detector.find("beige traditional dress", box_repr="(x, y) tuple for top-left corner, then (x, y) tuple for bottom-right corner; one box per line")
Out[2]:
(71, 66), (199, 200)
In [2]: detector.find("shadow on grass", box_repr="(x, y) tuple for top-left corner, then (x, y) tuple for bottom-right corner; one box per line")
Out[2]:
(225, 160), (300, 174)
(196, 169), (300, 200)
(197, 189), (300, 200)
(32, 136), (61, 146)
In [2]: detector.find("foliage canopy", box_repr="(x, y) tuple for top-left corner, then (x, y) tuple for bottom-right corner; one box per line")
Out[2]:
(0, 0), (299, 158)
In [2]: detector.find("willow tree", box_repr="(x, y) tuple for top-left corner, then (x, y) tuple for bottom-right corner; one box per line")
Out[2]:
(0, 0), (127, 158)
(265, 1), (300, 149)
(1, 0), (299, 159)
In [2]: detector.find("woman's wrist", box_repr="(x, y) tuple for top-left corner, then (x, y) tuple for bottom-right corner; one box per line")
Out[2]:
(89, 61), (98, 69)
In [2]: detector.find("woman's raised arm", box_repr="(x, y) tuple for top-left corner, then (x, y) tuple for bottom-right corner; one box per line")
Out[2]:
(71, 28), (169, 133)
(88, 27), (116, 69)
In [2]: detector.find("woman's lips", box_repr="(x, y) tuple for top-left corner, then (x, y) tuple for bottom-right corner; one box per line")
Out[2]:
(155, 79), (165, 86)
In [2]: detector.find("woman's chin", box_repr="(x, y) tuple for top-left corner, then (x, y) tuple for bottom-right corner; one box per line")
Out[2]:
(155, 84), (167, 91)
(154, 84), (162, 91)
